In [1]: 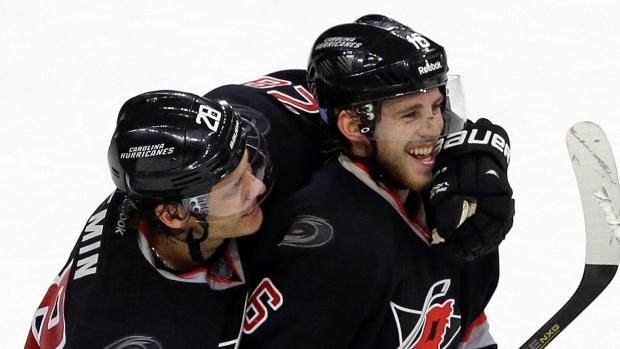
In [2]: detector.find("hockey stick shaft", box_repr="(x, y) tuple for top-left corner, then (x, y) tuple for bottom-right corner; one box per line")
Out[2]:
(518, 264), (617, 349)
(519, 122), (620, 348)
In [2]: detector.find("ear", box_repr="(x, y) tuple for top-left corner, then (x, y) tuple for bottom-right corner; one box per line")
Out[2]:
(337, 110), (364, 141)
(155, 204), (188, 229)
(337, 110), (370, 155)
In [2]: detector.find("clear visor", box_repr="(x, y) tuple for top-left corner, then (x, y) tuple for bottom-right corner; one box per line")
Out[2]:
(359, 75), (466, 143)
(182, 122), (272, 221)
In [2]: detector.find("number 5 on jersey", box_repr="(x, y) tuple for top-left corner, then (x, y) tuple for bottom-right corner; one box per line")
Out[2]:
(243, 278), (283, 334)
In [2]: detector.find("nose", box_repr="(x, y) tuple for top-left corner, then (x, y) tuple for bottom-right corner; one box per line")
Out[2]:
(418, 111), (443, 138)
(248, 173), (266, 198)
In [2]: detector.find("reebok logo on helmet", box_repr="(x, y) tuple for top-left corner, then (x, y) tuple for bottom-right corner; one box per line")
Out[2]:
(418, 60), (443, 75)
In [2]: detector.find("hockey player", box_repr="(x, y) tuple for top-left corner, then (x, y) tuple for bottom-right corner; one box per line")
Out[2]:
(25, 73), (327, 349)
(238, 15), (514, 349)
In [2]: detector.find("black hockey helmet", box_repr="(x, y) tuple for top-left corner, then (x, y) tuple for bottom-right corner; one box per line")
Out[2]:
(108, 90), (272, 219)
(307, 14), (465, 136)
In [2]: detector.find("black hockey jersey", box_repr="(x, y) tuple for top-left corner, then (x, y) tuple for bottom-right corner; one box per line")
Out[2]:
(25, 190), (249, 349)
(25, 70), (327, 349)
(238, 155), (499, 349)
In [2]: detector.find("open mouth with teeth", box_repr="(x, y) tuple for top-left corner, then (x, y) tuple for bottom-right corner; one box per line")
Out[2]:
(406, 144), (436, 166)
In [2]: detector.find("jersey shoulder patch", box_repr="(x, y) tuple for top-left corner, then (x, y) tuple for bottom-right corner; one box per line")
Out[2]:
(279, 215), (334, 248)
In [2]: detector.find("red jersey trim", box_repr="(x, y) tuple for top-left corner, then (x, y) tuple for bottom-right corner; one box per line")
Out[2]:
(351, 160), (432, 242)
(461, 312), (487, 342)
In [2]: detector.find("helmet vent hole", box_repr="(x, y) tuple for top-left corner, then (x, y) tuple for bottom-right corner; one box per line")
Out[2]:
(317, 55), (355, 76)
(171, 173), (202, 187)
(362, 53), (381, 67)
(317, 59), (335, 76)
(334, 55), (354, 72)
(172, 178), (202, 188)
(110, 167), (120, 178)
(375, 72), (412, 86)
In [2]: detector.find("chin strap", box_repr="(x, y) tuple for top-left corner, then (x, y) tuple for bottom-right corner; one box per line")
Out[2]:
(185, 220), (210, 263)
(184, 220), (230, 267)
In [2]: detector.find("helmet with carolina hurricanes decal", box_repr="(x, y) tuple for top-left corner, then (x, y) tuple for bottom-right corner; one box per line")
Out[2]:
(307, 14), (465, 136)
(108, 90), (272, 218)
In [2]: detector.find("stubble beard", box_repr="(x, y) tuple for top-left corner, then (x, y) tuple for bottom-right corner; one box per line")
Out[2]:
(377, 149), (434, 192)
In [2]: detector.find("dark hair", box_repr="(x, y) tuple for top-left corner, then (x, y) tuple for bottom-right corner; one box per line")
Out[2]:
(123, 198), (189, 239)
(317, 108), (363, 155)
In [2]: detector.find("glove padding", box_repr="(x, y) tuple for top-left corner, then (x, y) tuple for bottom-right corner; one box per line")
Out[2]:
(428, 118), (515, 261)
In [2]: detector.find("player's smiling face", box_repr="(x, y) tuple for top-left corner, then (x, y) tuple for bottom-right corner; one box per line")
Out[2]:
(372, 88), (444, 191)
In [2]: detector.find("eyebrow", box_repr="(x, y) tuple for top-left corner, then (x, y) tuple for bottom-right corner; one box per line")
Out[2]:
(219, 179), (241, 198)
(231, 175), (243, 188)
(226, 153), (250, 189)
(392, 95), (444, 114)
(225, 172), (243, 191)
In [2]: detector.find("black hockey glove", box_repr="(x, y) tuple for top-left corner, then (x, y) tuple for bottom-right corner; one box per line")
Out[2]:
(428, 118), (515, 261)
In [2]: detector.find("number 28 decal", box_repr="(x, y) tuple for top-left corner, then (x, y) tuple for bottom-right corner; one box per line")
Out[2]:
(196, 104), (222, 132)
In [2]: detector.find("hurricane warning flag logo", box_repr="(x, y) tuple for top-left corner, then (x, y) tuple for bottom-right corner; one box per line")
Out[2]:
(391, 280), (461, 349)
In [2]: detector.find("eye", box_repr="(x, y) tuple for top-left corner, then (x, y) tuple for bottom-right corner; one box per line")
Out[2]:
(225, 185), (242, 199)
(223, 190), (238, 199)
(222, 179), (242, 199)
(432, 97), (445, 112)
(223, 169), (252, 199)
(401, 111), (418, 119)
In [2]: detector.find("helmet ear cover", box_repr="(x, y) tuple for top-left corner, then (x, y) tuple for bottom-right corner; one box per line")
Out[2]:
(350, 102), (379, 135)
(343, 85), (449, 137)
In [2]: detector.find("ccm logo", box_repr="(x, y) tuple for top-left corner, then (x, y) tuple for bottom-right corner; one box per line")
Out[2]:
(436, 129), (511, 164)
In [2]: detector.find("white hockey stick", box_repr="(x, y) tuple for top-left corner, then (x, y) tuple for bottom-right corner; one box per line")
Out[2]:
(519, 121), (620, 349)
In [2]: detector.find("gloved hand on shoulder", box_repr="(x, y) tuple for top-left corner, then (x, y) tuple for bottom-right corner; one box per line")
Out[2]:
(428, 118), (515, 261)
